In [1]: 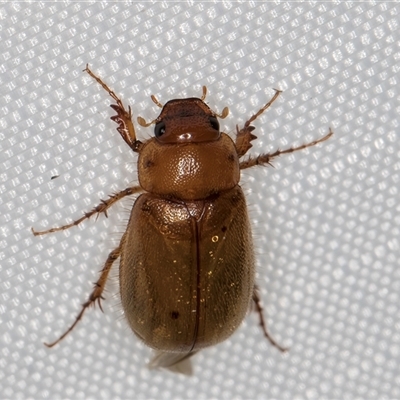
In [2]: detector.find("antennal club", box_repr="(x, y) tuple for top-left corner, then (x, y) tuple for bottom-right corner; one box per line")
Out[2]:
(201, 86), (207, 101)
(151, 94), (163, 108)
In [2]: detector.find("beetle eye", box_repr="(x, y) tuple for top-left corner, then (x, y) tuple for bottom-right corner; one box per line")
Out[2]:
(209, 116), (219, 131)
(154, 121), (166, 138)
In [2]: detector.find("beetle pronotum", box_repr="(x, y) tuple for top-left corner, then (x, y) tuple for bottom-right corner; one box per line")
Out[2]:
(33, 65), (332, 374)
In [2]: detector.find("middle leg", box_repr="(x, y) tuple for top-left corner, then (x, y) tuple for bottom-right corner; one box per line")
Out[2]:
(32, 185), (143, 236)
(240, 128), (333, 170)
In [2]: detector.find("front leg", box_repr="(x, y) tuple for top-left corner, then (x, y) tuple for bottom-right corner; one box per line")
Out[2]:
(84, 64), (143, 152)
(235, 90), (282, 157)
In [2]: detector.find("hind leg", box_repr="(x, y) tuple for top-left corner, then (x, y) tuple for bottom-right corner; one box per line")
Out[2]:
(252, 285), (288, 352)
(44, 237), (124, 347)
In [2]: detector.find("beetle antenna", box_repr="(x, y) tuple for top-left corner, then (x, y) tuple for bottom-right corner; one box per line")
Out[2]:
(137, 116), (156, 127)
(137, 94), (163, 127)
(151, 94), (163, 108)
(215, 107), (229, 119)
(201, 86), (207, 100)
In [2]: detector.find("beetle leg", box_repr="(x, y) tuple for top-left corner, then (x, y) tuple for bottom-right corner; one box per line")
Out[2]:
(44, 241), (123, 347)
(84, 64), (143, 152)
(235, 89), (282, 157)
(239, 128), (333, 170)
(252, 285), (288, 352)
(32, 185), (143, 236)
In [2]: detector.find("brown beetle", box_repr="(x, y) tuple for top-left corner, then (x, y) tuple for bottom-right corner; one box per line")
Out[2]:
(32, 65), (332, 374)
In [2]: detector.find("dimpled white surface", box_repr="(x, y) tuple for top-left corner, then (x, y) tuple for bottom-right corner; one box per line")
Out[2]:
(1, 2), (399, 399)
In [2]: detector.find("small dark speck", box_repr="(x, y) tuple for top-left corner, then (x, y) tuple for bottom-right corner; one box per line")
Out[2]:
(141, 201), (151, 212)
(51, 175), (60, 180)
(145, 159), (155, 168)
(170, 311), (180, 319)
(221, 226), (227, 232)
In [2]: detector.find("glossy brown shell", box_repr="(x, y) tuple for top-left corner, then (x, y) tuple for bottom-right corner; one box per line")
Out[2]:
(119, 185), (254, 354)
(138, 133), (240, 201)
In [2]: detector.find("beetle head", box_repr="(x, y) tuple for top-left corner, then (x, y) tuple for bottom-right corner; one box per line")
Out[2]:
(137, 89), (229, 144)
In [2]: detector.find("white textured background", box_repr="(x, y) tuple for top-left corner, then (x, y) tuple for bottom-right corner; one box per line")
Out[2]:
(1, 1), (399, 399)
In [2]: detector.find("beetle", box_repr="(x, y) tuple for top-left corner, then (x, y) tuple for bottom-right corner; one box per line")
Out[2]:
(32, 65), (332, 374)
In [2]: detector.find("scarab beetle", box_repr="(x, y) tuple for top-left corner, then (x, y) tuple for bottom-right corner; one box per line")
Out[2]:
(32, 65), (332, 375)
